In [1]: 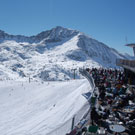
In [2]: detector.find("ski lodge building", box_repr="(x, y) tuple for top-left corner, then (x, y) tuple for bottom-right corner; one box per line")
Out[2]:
(116, 43), (135, 85)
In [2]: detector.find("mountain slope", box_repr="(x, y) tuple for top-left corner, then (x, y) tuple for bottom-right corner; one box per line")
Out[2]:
(0, 26), (129, 81)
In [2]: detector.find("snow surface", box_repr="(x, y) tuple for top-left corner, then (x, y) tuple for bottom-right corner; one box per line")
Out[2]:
(0, 79), (91, 135)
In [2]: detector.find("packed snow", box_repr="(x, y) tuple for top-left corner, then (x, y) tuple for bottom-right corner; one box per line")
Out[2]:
(0, 79), (91, 135)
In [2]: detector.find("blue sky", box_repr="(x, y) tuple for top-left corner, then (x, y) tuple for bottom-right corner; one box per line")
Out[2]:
(0, 0), (135, 55)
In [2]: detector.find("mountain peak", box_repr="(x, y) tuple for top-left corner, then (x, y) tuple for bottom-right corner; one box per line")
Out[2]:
(52, 26), (76, 32)
(0, 30), (5, 33)
(0, 26), (80, 43)
(34, 26), (79, 42)
(50, 26), (79, 37)
(0, 30), (9, 39)
(54, 26), (65, 30)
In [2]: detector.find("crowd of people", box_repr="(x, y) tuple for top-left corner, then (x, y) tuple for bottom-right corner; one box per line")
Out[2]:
(66, 68), (135, 135)
(89, 68), (135, 135)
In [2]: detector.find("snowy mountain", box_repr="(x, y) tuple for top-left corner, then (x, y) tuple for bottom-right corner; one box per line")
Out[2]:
(0, 26), (129, 81)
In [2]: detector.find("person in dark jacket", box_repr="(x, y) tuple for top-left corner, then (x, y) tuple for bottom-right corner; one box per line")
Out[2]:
(91, 107), (101, 125)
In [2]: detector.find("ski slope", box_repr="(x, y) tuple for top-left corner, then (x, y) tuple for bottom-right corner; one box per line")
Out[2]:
(0, 79), (91, 135)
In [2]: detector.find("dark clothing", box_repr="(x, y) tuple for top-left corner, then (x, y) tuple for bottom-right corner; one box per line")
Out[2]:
(91, 108), (101, 124)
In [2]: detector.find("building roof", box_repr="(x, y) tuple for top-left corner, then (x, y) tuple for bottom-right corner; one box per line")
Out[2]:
(126, 43), (135, 48)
